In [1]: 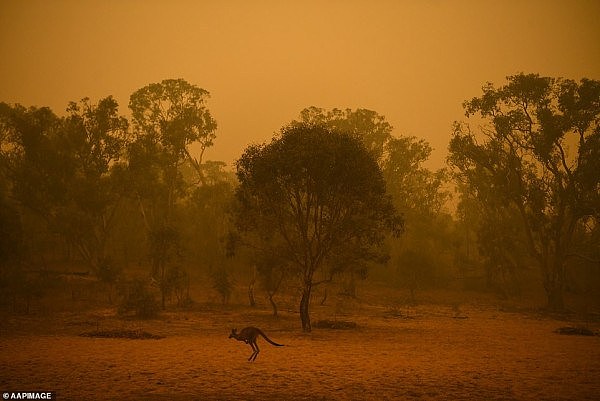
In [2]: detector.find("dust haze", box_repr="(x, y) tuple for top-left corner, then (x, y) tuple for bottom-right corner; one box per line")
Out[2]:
(1, 1), (599, 400)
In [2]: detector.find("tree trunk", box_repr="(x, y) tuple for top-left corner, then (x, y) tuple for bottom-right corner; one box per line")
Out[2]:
(268, 292), (278, 317)
(248, 266), (257, 307)
(545, 271), (565, 311)
(546, 285), (564, 311)
(160, 259), (167, 310)
(543, 257), (565, 311)
(300, 283), (312, 332)
(151, 257), (160, 281)
(248, 282), (256, 307)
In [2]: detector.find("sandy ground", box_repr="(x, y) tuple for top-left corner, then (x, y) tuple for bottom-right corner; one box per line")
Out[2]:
(1, 304), (599, 400)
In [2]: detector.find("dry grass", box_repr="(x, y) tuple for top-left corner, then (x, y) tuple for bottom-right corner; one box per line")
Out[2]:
(1, 289), (599, 400)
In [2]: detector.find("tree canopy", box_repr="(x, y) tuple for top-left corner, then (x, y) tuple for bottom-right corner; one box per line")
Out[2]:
(128, 78), (218, 307)
(449, 73), (600, 309)
(129, 78), (217, 179)
(294, 106), (451, 297)
(0, 97), (129, 272)
(233, 123), (403, 331)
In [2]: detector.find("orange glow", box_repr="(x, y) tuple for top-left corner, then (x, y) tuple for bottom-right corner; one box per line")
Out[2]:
(1, 1), (598, 169)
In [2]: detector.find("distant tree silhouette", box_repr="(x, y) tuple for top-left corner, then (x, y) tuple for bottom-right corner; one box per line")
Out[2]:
(128, 79), (217, 308)
(449, 73), (600, 310)
(295, 107), (393, 161)
(0, 97), (129, 273)
(295, 107), (451, 297)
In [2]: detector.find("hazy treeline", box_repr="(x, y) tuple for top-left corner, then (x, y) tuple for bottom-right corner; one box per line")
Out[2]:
(0, 75), (598, 326)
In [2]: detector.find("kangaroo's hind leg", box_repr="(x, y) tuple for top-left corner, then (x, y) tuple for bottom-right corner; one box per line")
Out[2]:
(250, 340), (260, 361)
(247, 341), (258, 361)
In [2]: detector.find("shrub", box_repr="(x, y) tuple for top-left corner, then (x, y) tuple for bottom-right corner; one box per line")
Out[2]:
(117, 279), (159, 318)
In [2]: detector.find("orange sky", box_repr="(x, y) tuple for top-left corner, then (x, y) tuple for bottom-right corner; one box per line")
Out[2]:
(1, 0), (598, 169)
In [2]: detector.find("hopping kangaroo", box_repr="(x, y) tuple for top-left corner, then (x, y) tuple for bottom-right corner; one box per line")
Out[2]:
(229, 327), (283, 361)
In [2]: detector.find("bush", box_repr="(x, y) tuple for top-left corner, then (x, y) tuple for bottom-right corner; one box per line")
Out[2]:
(162, 265), (191, 307)
(117, 279), (159, 318)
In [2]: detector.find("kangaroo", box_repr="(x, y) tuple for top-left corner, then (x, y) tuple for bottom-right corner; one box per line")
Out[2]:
(229, 327), (284, 361)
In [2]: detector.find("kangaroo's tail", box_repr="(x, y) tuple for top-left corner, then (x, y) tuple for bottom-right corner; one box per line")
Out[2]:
(258, 329), (284, 346)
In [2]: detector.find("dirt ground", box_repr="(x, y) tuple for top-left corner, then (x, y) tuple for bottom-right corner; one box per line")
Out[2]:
(1, 296), (599, 400)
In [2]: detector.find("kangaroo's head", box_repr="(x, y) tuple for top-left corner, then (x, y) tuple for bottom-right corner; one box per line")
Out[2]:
(229, 328), (238, 339)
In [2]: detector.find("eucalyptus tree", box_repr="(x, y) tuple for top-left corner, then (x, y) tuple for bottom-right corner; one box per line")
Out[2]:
(128, 79), (217, 307)
(295, 106), (393, 161)
(233, 123), (402, 331)
(0, 97), (129, 273)
(295, 107), (450, 294)
(129, 78), (217, 183)
(448, 73), (600, 310)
